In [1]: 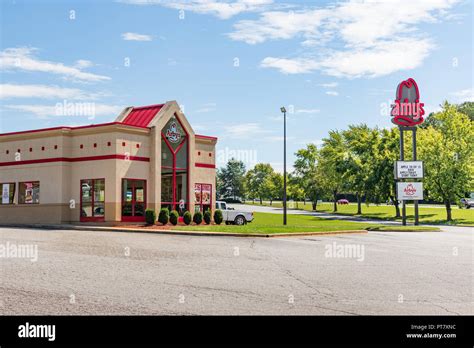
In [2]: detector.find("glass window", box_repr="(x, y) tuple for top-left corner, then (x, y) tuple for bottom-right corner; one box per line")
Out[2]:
(161, 138), (173, 167)
(122, 179), (147, 219)
(176, 172), (187, 203)
(81, 180), (93, 217)
(1, 183), (15, 204)
(160, 114), (189, 214)
(133, 180), (145, 217)
(81, 179), (105, 219)
(19, 182), (40, 204)
(175, 139), (188, 169)
(93, 179), (105, 217)
(161, 175), (173, 202)
(122, 180), (133, 217)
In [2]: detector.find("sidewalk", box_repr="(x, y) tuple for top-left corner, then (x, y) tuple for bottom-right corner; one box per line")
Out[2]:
(0, 223), (368, 238)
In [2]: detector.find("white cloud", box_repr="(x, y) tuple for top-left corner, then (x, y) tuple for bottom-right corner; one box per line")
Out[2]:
(231, 0), (455, 45)
(0, 47), (110, 82)
(121, 32), (153, 41)
(450, 88), (474, 102)
(119, 0), (275, 19)
(232, 0), (458, 78)
(325, 90), (339, 96)
(319, 82), (338, 88)
(223, 122), (271, 139)
(0, 83), (97, 100)
(74, 60), (93, 68)
(228, 8), (327, 43)
(260, 57), (319, 74)
(317, 38), (434, 78)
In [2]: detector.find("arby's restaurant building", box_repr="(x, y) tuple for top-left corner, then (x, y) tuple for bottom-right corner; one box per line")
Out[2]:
(0, 100), (217, 224)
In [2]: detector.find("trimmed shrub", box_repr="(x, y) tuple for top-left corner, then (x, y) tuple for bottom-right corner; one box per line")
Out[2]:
(158, 207), (170, 225)
(193, 211), (203, 225)
(183, 211), (192, 225)
(145, 209), (156, 225)
(203, 210), (211, 225)
(214, 209), (223, 225)
(169, 210), (179, 225)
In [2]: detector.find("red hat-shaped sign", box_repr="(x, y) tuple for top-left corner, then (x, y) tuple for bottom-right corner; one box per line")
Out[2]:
(391, 78), (425, 127)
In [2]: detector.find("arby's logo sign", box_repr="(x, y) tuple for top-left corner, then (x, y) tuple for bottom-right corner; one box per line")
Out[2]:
(403, 183), (417, 196)
(166, 122), (181, 143)
(391, 78), (425, 127)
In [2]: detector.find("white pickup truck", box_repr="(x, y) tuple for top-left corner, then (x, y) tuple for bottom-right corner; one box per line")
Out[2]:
(215, 201), (254, 225)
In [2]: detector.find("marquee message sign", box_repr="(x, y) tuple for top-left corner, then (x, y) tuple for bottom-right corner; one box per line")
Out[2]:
(394, 161), (423, 179)
(391, 78), (425, 127)
(397, 182), (423, 201)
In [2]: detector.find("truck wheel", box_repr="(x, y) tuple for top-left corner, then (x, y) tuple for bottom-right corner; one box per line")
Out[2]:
(234, 215), (246, 226)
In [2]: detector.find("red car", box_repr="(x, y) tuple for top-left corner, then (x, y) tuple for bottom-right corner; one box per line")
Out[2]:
(337, 199), (349, 205)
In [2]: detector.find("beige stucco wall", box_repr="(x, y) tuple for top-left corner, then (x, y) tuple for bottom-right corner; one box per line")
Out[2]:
(0, 101), (216, 225)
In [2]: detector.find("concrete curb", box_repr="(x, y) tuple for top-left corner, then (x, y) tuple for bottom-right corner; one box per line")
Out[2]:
(0, 223), (368, 238)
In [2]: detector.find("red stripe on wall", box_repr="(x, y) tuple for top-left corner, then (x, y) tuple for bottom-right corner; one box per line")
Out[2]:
(195, 162), (216, 168)
(0, 154), (150, 167)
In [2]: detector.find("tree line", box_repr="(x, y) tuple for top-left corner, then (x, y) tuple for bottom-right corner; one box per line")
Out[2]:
(217, 102), (474, 221)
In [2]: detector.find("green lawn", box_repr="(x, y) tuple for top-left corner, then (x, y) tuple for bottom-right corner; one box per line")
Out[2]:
(246, 201), (474, 226)
(170, 212), (438, 234)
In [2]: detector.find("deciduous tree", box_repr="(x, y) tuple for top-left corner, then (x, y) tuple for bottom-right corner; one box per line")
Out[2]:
(217, 158), (246, 200)
(419, 102), (474, 221)
(245, 163), (274, 204)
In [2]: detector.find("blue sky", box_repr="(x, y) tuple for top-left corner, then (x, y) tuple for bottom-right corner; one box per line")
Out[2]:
(1, 0), (472, 172)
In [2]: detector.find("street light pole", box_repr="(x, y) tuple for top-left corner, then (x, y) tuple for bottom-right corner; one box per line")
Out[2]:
(281, 107), (287, 225)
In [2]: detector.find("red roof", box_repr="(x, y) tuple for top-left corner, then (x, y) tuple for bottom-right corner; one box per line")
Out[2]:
(121, 104), (164, 127)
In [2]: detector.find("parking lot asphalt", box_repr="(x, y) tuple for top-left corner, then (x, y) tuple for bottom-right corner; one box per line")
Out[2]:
(0, 225), (472, 315)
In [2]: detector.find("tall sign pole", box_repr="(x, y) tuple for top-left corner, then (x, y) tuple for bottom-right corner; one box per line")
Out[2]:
(412, 128), (419, 225)
(281, 107), (287, 225)
(399, 127), (406, 225)
(391, 78), (425, 225)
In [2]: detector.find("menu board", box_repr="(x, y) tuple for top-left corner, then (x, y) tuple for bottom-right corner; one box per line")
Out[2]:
(25, 182), (33, 204)
(201, 184), (211, 204)
(136, 189), (144, 202)
(194, 184), (202, 204)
